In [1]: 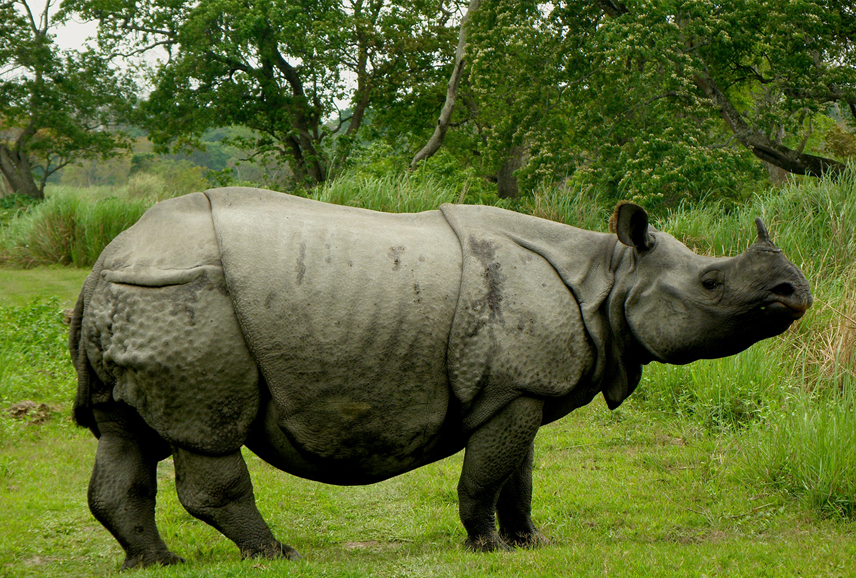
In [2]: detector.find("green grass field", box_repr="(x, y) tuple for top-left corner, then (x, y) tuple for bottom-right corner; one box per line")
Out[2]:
(1, 379), (854, 577)
(1, 173), (855, 576)
(0, 266), (89, 307)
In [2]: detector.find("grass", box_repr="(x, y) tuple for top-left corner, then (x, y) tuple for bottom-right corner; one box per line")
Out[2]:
(0, 266), (89, 307)
(1, 400), (854, 577)
(2, 169), (856, 575)
(0, 191), (151, 267)
(0, 298), (76, 410)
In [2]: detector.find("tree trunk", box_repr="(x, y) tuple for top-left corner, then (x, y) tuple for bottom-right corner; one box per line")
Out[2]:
(496, 144), (525, 199)
(0, 144), (44, 199)
(410, 0), (481, 170)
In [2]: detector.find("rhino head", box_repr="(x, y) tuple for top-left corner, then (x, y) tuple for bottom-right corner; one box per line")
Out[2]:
(613, 202), (812, 365)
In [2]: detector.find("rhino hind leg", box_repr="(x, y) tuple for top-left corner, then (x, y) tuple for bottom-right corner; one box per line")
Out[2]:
(457, 396), (544, 552)
(172, 447), (301, 561)
(87, 403), (184, 570)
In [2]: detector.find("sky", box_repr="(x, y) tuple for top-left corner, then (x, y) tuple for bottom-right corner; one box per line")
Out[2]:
(53, 14), (99, 52)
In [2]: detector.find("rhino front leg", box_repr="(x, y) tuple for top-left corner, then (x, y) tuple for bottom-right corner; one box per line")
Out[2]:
(496, 441), (549, 547)
(458, 396), (543, 552)
(88, 405), (183, 570)
(172, 447), (301, 561)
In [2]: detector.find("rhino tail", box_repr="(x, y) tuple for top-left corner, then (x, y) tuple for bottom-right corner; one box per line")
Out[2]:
(70, 260), (105, 437)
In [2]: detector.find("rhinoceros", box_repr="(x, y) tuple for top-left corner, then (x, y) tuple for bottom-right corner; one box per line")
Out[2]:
(69, 187), (811, 568)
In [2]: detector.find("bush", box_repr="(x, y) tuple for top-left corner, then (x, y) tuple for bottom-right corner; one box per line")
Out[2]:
(0, 194), (40, 227)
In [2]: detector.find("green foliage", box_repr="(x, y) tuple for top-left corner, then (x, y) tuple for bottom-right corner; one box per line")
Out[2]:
(0, 193), (40, 226)
(823, 123), (856, 160)
(0, 1), (132, 198)
(63, 0), (460, 188)
(0, 297), (76, 408)
(456, 0), (854, 205)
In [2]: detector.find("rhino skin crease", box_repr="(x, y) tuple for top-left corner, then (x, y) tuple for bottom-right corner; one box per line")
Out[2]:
(68, 188), (812, 568)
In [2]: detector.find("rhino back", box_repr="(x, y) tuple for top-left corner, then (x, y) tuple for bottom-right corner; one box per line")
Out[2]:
(206, 188), (462, 468)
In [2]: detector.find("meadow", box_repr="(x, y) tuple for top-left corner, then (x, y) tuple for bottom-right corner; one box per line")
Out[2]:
(0, 173), (854, 576)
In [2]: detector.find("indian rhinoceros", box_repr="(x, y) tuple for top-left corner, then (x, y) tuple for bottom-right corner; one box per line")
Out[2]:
(69, 187), (812, 568)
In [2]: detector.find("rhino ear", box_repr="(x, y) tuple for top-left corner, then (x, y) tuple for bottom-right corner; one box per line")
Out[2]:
(610, 202), (654, 252)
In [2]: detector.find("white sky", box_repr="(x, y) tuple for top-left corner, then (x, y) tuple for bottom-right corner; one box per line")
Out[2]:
(54, 15), (99, 52)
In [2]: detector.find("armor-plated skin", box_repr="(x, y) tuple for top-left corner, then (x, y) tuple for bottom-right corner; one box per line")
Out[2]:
(69, 189), (812, 568)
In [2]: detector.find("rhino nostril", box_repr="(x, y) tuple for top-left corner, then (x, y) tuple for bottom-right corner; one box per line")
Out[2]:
(771, 282), (795, 297)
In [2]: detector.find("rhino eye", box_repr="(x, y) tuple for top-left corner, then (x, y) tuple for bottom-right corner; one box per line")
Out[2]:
(702, 278), (721, 291)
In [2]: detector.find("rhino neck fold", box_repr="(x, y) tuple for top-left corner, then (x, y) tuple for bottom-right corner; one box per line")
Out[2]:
(539, 238), (649, 414)
(439, 204), (648, 426)
(599, 246), (649, 409)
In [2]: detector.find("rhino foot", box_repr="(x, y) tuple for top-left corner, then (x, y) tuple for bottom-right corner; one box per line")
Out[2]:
(120, 550), (185, 571)
(500, 529), (550, 549)
(241, 541), (302, 561)
(464, 534), (512, 553)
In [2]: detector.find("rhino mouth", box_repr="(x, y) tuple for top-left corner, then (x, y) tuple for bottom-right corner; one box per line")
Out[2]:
(766, 299), (811, 320)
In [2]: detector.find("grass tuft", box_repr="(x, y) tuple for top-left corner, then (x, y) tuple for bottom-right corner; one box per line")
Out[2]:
(0, 192), (151, 267)
(748, 382), (856, 518)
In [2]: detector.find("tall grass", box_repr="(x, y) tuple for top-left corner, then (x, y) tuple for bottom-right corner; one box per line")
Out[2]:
(308, 170), (521, 214)
(660, 169), (856, 279)
(310, 172), (464, 212)
(749, 379), (856, 518)
(0, 192), (152, 267)
(642, 170), (856, 517)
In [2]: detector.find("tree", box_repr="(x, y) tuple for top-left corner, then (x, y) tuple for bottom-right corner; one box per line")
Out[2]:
(65, 0), (462, 188)
(595, 0), (854, 178)
(419, 0), (856, 204)
(0, 0), (131, 199)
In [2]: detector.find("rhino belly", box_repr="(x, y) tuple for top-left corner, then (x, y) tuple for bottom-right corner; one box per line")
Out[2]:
(207, 189), (463, 477)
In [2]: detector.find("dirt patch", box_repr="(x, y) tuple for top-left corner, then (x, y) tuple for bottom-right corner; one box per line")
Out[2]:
(5, 401), (52, 424)
(341, 540), (404, 551)
(23, 555), (59, 566)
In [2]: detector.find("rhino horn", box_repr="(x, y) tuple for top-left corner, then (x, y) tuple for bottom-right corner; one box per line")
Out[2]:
(750, 217), (781, 253)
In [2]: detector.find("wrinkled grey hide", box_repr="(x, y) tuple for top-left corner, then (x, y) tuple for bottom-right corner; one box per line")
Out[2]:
(69, 188), (812, 568)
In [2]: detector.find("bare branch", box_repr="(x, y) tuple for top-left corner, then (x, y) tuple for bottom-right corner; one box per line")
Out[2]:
(18, 0), (39, 35)
(410, 0), (480, 170)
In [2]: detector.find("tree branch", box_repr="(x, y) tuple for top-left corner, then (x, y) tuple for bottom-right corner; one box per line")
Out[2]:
(596, 0), (629, 17)
(693, 69), (846, 177)
(410, 0), (480, 170)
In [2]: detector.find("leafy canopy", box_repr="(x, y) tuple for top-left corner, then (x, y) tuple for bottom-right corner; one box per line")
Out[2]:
(0, 0), (132, 198)
(64, 0), (463, 188)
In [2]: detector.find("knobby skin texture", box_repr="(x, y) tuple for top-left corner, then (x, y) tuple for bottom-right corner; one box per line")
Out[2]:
(68, 189), (812, 568)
